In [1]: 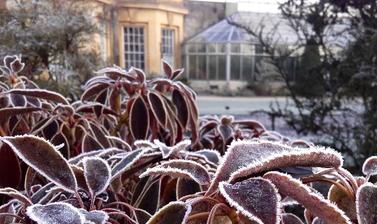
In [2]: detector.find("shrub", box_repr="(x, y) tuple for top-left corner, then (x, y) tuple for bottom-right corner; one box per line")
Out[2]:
(0, 55), (376, 224)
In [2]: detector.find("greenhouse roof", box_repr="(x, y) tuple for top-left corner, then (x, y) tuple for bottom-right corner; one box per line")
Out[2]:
(186, 12), (296, 44)
(186, 12), (352, 47)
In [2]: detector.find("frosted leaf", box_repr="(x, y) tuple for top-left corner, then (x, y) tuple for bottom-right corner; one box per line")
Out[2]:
(230, 141), (342, 182)
(106, 136), (131, 151)
(206, 140), (343, 194)
(10, 56), (25, 73)
(0, 188), (32, 206)
(140, 159), (211, 185)
(187, 197), (218, 215)
(148, 91), (168, 128)
(134, 140), (156, 149)
(153, 140), (171, 158)
(79, 209), (109, 224)
(146, 201), (191, 224)
(82, 157), (111, 196)
(69, 148), (123, 165)
(356, 183), (377, 224)
(153, 139), (190, 159)
(134, 178), (160, 214)
(81, 83), (109, 101)
(281, 213), (304, 224)
(0, 107), (42, 122)
(0, 200), (16, 223)
(169, 140), (191, 157)
(219, 177), (280, 224)
(176, 178), (201, 199)
(111, 149), (144, 179)
(172, 89), (189, 129)
(328, 183), (357, 221)
(82, 134), (103, 152)
(26, 202), (84, 224)
(129, 95), (149, 140)
(6, 89), (69, 105)
(162, 60), (173, 78)
(193, 149), (221, 165)
(2, 135), (77, 193)
(134, 208), (152, 224)
(9, 93), (26, 107)
(70, 165), (89, 191)
(264, 171), (351, 224)
(362, 156), (377, 177)
(88, 123), (111, 148)
(30, 183), (55, 204)
(312, 217), (326, 224)
(0, 143), (21, 189)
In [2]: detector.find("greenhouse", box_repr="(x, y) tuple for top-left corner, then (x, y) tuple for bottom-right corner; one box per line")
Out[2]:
(183, 12), (352, 92)
(182, 12), (300, 91)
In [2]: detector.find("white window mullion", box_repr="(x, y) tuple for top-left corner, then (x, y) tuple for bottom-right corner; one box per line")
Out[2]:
(124, 26), (145, 70)
(161, 28), (175, 67)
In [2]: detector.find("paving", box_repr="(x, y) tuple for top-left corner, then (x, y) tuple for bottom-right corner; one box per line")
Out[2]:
(196, 95), (290, 115)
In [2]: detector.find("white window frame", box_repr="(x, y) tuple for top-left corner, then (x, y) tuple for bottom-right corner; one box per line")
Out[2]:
(124, 26), (145, 70)
(161, 28), (175, 67)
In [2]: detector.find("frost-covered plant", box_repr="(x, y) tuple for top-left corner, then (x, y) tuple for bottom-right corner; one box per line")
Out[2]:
(198, 114), (279, 153)
(82, 61), (199, 146)
(2, 55), (377, 224)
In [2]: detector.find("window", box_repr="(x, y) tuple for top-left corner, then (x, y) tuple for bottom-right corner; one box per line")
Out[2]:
(161, 28), (175, 67)
(124, 26), (145, 70)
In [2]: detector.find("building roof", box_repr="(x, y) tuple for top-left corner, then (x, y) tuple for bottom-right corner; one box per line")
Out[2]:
(186, 12), (352, 48)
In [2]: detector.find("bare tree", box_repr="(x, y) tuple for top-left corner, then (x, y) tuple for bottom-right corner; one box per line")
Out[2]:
(228, 0), (377, 172)
(0, 0), (102, 99)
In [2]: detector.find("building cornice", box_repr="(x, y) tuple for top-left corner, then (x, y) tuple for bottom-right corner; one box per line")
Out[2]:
(94, 0), (188, 15)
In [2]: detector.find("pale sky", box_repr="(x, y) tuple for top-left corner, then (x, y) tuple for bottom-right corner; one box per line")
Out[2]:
(192, 0), (284, 13)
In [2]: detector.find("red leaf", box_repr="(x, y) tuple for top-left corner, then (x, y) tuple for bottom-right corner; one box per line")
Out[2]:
(2, 135), (77, 193)
(129, 95), (149, 140)
(140, 159), (211, 185)
(147, 201), (191, 224)
(83, 157), (111, 196)
(356, 183), (377, 224)
(82, 133), (104, 152)
(0, 143), (21, 188)
(171, 69), (184, 80)
(162, 60), (173, 78)
(0, 108), (41, 123)
(7, 89), (69, 105)
(219, 177), (280, 224)
(172, 89), (189, 129)
(81, 83), (109, 101)
(148, 91), (167, 128)
(264, 171), (351, 224)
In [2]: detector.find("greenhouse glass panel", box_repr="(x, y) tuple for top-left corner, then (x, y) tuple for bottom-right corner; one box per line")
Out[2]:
(208, 44), (216, 53)
(241, 43), (253, 54)
(255, 56), (271, 80)
(188, 44), (196, 53)
(209, 55), (217, 80)
(218, 44), (226, 53)
(218, 55), (226, 80)
(242, 55), (253, 81)
(189, 55), (197, 79)
(255, 44), (266, 55)
(197, 44), (206, 53)
(198, 55), (207, 79)
(231, 55), (241, 80)
(231, 43), (241, 53)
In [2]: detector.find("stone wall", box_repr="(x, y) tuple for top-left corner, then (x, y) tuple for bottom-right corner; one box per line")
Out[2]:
(183, 1), (226, 40)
